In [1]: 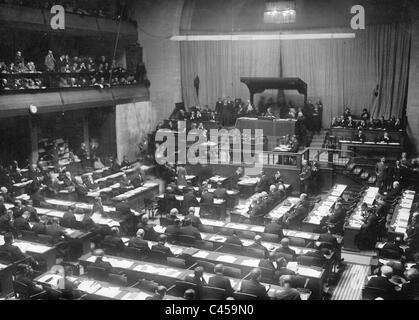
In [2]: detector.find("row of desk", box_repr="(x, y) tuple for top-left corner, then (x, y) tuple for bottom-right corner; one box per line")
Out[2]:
(388, 190), (416, 240)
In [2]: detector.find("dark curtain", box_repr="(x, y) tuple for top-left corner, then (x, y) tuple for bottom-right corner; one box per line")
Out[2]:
(180, 23), (411, 126)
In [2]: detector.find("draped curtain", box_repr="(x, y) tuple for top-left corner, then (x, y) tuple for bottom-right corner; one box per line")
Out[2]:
(180, 23), (411, 126)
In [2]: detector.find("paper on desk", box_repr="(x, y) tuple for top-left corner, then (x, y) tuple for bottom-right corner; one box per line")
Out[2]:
(154, 225), (166, 233)
(96, 286), (121, 298)
(241, 259), (259, 267)
(161, 268), (182, 278)
(216, 255), (236, 263)
(78, 280), (102, 294)
(297, 266), (322, 278)
(104, 258), (134, 269)
(209, 235), (226, 242)
(377, 243), (385, 249)
(287, 262), (298, 272)
(122, 291), (150, 300)
(226, 223), (247, 230)
(250, 226), (264, 232)
(194, 251), (210, 259)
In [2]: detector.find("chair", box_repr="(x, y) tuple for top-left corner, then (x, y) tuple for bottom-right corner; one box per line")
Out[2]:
(101, 242), (122, 256)
(198, 225), (215, 234)
(108, 273), (128, 286)
(288, 237), (306, 247)
(148, 249), (168, 263)
(133, 279), (158, 293)
(178, 235), (196, 247)
(297, 255), (325, 268)
(223, 266), (241, 278)
(244, 247), (265, 259)
(261, 233), (280, 243)
(12, 280), (32, 300)
(165, 233), (179, 243)
(202, 286), (227, 300)
(220, 243), (242, 255)
(120, 246), (148, 260)
(20, 230), (39, 242)
(237, 230), (256, 240)
(196, 260), (215, 273)
(37, 234), (54, 246)
(259, 267), (275, 283)
(167, 257), (186, 269)
(362, 286), (389, 300)
(218, 228), (234, 236)
(196, 240), (214, 251)
(232, 292), (258, 300)
(86, 265), (108, 281)
(173, 280), (198, 298)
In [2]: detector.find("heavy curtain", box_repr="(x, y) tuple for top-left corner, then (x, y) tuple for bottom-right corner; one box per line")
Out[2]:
(180, 23), (411, 126)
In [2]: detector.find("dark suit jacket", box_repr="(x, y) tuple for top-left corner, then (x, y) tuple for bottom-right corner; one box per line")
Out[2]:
(249, 243), (269, 258)
(213, 187), (227, 199)
(183, 192), (199, 209)
(145, 294), (164, 300)
(367, 276), (396, 296)
(102, 235), (126, 251)
(275, 247), (297, 260)
(165, 224), (181, 237)
(240, 279), (269, 299)
(31, 222), (46, 234)
(208, 274), (234, 295)
(61, 212), (77, 228)
(225, 235), (242, 246)
(179, 225), (202, 240)
(264, 223), (283, 237)
(328, 207), (346, 225)
(353, 133), (366, 142)
(92, 259), (114, 274)
(259, 259), (277, 271)
(25, 206), (39, 223)
(184, 274), (207, 287)
(128, 237), (150, 251)
(137, 223), (158, 241)
(45, 224), (66, 242)
(0, 243), (26, 262)
(151, 243), (174, 257)
(255, 176), (270, 193)
(201, 192), (214, 205)
(13, 217), (31, 231)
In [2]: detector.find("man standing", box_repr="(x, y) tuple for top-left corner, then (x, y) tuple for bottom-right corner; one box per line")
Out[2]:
(45, 50), (56, 72)
(375, 156), (388, 192)
(299, 160), (312, 195)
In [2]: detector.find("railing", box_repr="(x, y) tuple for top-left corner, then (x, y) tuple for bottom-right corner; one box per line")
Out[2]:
(0, 70), (149, 93)
(306, 147), (355, 168)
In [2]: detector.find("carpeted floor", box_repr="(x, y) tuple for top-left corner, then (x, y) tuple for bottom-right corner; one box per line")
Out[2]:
(331, 263), (370, 300)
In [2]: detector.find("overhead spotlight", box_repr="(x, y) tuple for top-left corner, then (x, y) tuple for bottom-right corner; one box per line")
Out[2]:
(29, 104), (38, 114)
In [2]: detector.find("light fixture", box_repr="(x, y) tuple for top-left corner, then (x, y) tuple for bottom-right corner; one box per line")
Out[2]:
(171, 33), (356, 41)
(29, 104), (38, 114)
(264, 1), (296, 24)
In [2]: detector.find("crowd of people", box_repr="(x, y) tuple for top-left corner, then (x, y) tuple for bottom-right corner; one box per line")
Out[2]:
(1, 50), (137, 90)
(0, 0), (134, 21)
(332, 107), (403, 131)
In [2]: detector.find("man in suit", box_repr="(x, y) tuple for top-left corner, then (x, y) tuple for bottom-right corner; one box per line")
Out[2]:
(179, 218), (202, 240)
(299, 161), (312, 195)
(380, 237), (404, 260)
(366, 265), (396, 298)
(23, 199), (39, 223)
(61, 205), (77, 229)
(182, 187), (199, 210)
(165, 219), (182, 239)
(146, 285), (167, 300)
(225, 231), (242, 247)
(12, 199), (25, 219)
(184, 266), (207, 299)
(92, 197), (106, 217)
(0, 196), (6, 216)
(0, 232), (28, 262)
(213, 182), (227, 199)
(275, 238), (296, 261)
(13, 211), (32, 232)
(353, 129), (366, 142)
(273, 278), (301, 300)
(255, 171), (270, 193)
(185, 207), (202, 229)
(385, 181), (402, 201)
(14, 263), (44, 297)
(265, 185), (284, 209)
(91, 249), (114, 275)
(208, 264), (234, 297)
(259, 252), (279, 275)
(283, 194), (309, 230)
(375, 156), (388, 191)
(200, 187), (214, 205)
(151, 234), (174, 257)
(128, 229), (150, 252)
(45, 217), (67, 243)
(249, 235), (269, 258)
(401, 268), (419, 300)
(239, 268), (269, 299)
(31, 215), (47, 235)
(265, 218), (284, 238)
(326, 201), (347, 233)
(166, 208), (179, 225)
(102, 227), (125, 252)
(137, 215), (158, 241)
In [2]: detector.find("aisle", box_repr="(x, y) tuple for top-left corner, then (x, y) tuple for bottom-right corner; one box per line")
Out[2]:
(331, 263), (369, 300)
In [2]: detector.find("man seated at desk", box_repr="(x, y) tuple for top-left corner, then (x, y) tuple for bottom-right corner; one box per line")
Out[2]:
(366, 265), (397, 299)
(283, 194), (309, 230)
(275, 238), (297, 261)
(13, 211), (31, 232)
(213, 182), (227, 199)
(165, 219), (182, 239)
(266, 185), (285, 209)
(119, 174), (133, 191)
(384, 181), (402, 201)
(225, 230), (243, 247)
(208, 264), (234, 297)
(128, 229), (150, 252)
(23, 199), (39, 223)
(255, 171), (271, 193)
(353, 129), (366, 142)
(273, 278), (301, 300)
(15, 263), (44, 297)
(45, 217), (67, 243)
(184, 266), (207, 298)
(179, 218), (202, 240)
(0, 195), (7, 216)
(200, 187), (214, 205)
(82, 175), (98, 191)
(102, 227), (126, 252)
(166, 208), (180, 225)
(259, 252), (281, 279)
(182, 187), (199, 214)
(379, 132), (392, 143)
(31, 215), (48, 235)
(91, 249), (114, 275)
(228, 167), (244, 190)
(379, 237), (404, 260)
(361, 108), (370, 121)
(249, 235), (269, 258)
(239, 268), (269, 300)
(185, 207), (202, 229)
(0, 233), (37, 265)
(151, 234), (174, 257)
(146, 285), (167, 300)
(345, 116), (356, 128)
(264, 218), (284, 238)
(92, 197), (107, 218)
(61, 205), (77, 229)
(137, 216), (158, 241)
(325, 201), (347, 234)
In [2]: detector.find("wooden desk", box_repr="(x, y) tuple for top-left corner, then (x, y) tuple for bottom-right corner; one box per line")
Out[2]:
(302, 184), (347, 232)
(13, 180), (32, 196)
(343, 187), (379, 251)
(35, 273), (180, 300)
(264, 196), (300, 222)
(0, 236), (56, 269)
(338, 140), (402, 159)
(237, 178), (259, 197)
(330, 127), (405, 145)
(112, 182), (160, 211)
(236, 118), (296, 137)
(388, 190), (415, 240)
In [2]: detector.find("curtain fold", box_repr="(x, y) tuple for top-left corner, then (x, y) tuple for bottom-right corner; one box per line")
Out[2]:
(180, 23), (411, 126)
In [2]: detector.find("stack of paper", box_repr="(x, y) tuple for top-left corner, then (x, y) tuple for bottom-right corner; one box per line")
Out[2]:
(96, 286), (121, 299)
(216, 255), (236, 263)
(121, 291), (150, 300)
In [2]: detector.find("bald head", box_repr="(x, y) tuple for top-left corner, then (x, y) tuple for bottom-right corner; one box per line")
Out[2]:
(136, 229), (145, 238)
(254, 235), (262, 244)
(93, 249), (105, 257)
(170, 208), (179, 216)
(250, 268), (262, 281)
(381, 265), (393, 277)
(281, 238), (290, 248)
(214, 264), (224, 274)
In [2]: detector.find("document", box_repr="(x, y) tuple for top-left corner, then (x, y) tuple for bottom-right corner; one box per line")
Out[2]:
(121, 291), (150, 300)
(194, 251), (210, 259)
(216, 255), (236, 263)
(105, 258), (134, 269)
(241, 259), (259, 267)
(78, 281), (102, 294)
(96, 286), (121, 298)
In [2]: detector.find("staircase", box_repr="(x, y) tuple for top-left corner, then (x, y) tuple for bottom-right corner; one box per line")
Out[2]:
(310, 130), (328, 149)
